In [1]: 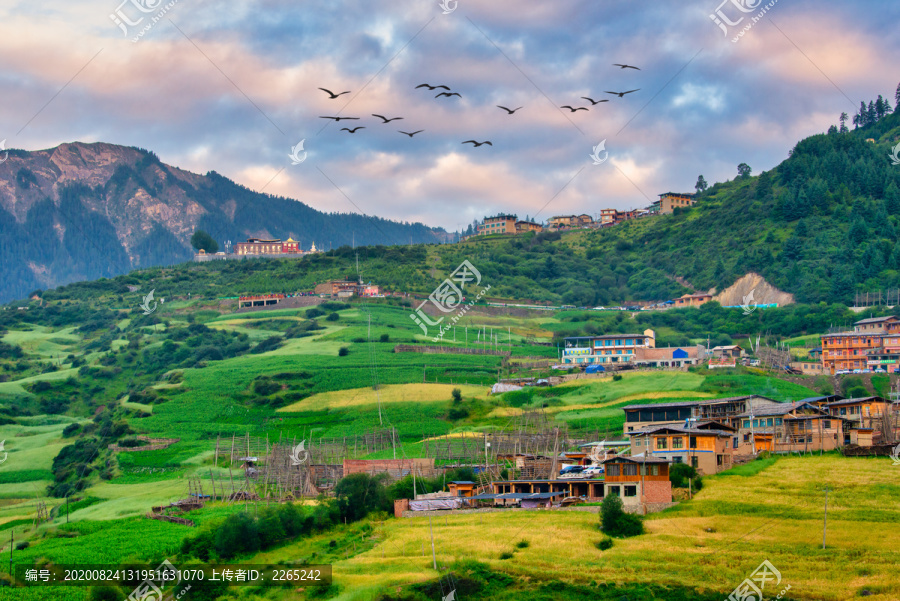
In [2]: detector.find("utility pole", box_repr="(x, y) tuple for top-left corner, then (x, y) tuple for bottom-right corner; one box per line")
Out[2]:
(428, 515), (437, 570)
(823, 485), (832, 549)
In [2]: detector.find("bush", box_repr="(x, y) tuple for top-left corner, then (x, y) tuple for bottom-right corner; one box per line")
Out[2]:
(62, 423), (81, 438)
(515, 539), (529, 549)
(379, 333), (390, 343)
(333, 473), (391, 522)
(669, 463), (702, 490)
(600, 494), (643, 538)
(612, 374), (623, 381)
(338, 347), (349, 357)
(214, 512), (260, 559)
(325, 312), (340, 322)
(499, 551), (514, 560)
(88, 585), (125, 601)
(451, 388), (462, 403)
(15, 541), (29, 550)
(306, 307), (325, 319)
(597, 537), (614, 550)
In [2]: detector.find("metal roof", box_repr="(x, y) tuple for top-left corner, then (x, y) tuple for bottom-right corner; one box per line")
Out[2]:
(854, 316), (897, 325)
(825, 397), (883, 407)
(630, 426), (734, 437)
(602, 455), (669, 464)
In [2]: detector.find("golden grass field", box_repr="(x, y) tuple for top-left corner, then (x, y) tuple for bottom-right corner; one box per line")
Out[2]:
(279, 383), (491, 412)
(272, 454), (900, 601)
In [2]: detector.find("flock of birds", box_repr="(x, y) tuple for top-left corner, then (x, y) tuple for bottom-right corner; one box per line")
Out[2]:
(316, 63), (641, 148)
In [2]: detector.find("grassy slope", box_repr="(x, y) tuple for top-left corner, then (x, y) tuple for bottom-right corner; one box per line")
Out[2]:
(302, 455), (898, 601)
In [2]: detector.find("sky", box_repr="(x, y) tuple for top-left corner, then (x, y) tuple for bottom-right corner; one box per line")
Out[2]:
(2, 0), (899, 232)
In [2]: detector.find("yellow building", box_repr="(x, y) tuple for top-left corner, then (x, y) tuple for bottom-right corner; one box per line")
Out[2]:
(658, 192), (696, 214)
(477, 215), (516, 235)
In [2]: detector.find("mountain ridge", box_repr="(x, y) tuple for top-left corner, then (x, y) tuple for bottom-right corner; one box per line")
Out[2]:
(0, 141), (447, 303)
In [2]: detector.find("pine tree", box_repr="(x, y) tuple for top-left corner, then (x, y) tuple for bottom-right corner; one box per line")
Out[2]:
(839, 112), (849, 133)
(695, 175), (708, 193)
(875, 96), (886, 121)
(867, 101), (877, 125)
(895, 81), (900, 108)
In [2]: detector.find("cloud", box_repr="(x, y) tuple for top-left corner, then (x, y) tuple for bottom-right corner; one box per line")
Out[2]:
(0, 0), (897, 231)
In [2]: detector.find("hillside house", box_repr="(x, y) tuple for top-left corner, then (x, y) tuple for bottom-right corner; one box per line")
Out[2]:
(658, 192), (696, 214)
(629, 426), (734, 475)
(711, 345), (744, 359)
(821, 316), (900, 373)
(477, 214), (517, 235)
(515, 220), (543, 234)
(447, 481), (476, 498)
(673, 293), (713, 308)
(733, 401), (842, 454)
(562, 330), (656, 366)
(632, 345), (706, 368)
(622, 395), (781, 435)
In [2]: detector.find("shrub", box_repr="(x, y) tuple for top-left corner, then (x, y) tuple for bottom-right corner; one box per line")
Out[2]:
(515, 539), (529, 549)
(325, 312), (340, 322)
(306, 307), (325, 319)
(62, 423), (81, 438)
(669, 463), (702, 490)
(333, 473), (391, 522)
(88, 585), (125, 601)
(214, 512), (260, 559)
(451, 388), (462, 403)
(499, 551), (514, 560)
(612, 374), (623, 381)
(379, 333), (390, 343)
(600, 494), (643, 538)
(338, 347), (349, 357)
(597, 537), (614, 550)
(15, 541), (29, 550)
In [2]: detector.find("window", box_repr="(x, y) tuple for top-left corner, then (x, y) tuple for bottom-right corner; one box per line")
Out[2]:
(743, 433), (751, 443)
(607, 465), (620, 477)
(623, 464), (638, 476)
(840, 408), (847, 416)
(657, 438), (667, 449)
(607, 486), (620, 497)
(627, 426), (633, 432)
(733, 437), (739, 449)
(672, 437), (683, 449)
(691, 456), (699, 468)
(823, 420), (831, 429)
(717, 454), (724, 466)
(625, 339), (633, 346)
(775, 418), (783, 426)
(624, 486), (637, 497)
(616, 339), (623, 346)
(672, 456), (683, 464)
(766, 418), (774, 427)
(742, 420), (750, 429)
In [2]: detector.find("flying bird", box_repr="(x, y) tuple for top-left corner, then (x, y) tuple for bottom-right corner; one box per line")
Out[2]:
(462, 140), (492, 147)
(605, 89), (640, 98)
(318, 87), (351, 99)
(372, 114), (404, 123)
(319, 116), (361, 121)
(416, 84), (451, 90)
(496, 105), (523, 114)
(613, 64), (641, 70)
(561, 105), (589, 112)
(581, 97), (609, 105)
(436, 92), (462, 98)
(399, 130), (424, 137)
(340, 127), (365, 133)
